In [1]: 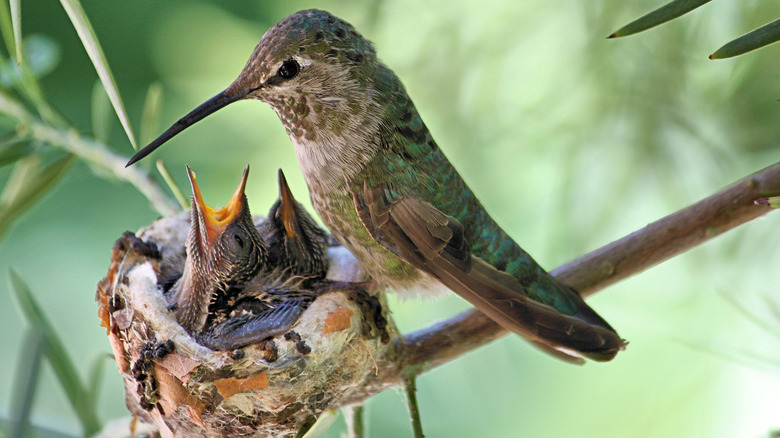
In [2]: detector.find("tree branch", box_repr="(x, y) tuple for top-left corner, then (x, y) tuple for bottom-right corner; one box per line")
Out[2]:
(339, 161), (780, 406)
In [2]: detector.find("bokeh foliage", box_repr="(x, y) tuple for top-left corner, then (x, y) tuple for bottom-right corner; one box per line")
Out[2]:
(1, 0), (779, 437)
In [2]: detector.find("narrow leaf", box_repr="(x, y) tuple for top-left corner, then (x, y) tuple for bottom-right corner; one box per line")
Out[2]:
(9, 270), (102, 436)
(91, 80), (112, 143)
(58, 0), (138, 149)
(0, 137), (34, 168)
(0, 0), (15, 57)
(0, 154), (43, 207)
(85, 353), (110, 415)
(710, 19), (780, 59)
(0, 153), (74, 239)
(608, 0), (712, 38)
(0, 34), (65, 127)
(156, 159), (188, 209)
(10, 0), (21, 64)
(140, 82), (163, 146)
(9, 327), (45, 438)
(299, 410), (339, 438)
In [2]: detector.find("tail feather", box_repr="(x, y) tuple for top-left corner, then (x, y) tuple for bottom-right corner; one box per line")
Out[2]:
(431, 255), (625, 361)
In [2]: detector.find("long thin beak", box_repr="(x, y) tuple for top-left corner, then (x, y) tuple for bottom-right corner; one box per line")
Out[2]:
(186, 165), (250, 249)
(126, 89), (246, 166)
(276, 168), (299, 239)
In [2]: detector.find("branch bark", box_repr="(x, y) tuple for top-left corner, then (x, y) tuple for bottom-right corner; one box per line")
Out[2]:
(338, 161), (780, 406)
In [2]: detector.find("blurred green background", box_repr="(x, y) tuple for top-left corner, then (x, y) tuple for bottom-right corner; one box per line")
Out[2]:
(2, 0), (780, 437)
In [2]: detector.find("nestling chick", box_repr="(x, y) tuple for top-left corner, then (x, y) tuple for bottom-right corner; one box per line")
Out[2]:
(169, 165), (267, 332)
(261, 169), (330, 278)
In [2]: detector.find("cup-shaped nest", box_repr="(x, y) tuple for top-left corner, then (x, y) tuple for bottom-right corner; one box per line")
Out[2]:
(96, 213), (396, 437)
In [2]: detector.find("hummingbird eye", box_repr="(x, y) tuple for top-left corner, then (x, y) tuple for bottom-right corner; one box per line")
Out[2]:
(277, 59), (300, 79)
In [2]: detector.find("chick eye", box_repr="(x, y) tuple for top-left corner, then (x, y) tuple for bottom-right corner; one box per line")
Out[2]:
(277, 59), (300, 79)
(234, 234), (245, 249)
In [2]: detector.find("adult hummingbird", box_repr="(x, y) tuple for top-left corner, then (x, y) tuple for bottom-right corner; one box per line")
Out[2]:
(130, 9), (625, 361)
(170, 165), (267, 332)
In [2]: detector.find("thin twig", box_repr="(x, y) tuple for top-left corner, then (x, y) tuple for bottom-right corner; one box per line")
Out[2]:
(403, 373), (425, 438)
(337, 161), (780, 407)
(0, 91), (179, 216)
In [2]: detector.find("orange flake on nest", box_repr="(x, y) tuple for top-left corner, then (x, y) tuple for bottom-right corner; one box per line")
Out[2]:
(214, 371), (269, 399)
(323, 307), (354, 334)
(153, 366), (205, 425)
(158, 353), (200, 382)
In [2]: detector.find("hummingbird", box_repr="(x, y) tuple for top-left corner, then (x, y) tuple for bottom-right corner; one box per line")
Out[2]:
(129, 9), (625, 362)
(260, 169), (330, 279)
(169, 164), (267, 332)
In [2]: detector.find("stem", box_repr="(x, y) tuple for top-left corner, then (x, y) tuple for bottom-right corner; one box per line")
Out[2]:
(0, 91), (179, 216)
(403, 373), (425, 438)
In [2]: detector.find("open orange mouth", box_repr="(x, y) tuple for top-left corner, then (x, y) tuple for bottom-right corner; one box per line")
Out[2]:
(186, 165), (249, 246)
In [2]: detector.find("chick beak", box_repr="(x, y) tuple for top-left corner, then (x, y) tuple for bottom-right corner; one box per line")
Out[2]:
(276, 169), (299, 240)
(186, 165), (250, 252)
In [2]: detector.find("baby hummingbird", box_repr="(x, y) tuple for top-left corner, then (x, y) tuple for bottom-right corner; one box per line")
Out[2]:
(170, 165), (266, 332)
(261, 169), (330, 279)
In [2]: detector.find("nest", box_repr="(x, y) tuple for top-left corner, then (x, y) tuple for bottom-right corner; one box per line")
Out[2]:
(96, 212), (397, 437)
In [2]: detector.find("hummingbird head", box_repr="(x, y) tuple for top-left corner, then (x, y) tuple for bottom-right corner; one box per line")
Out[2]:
(264, 168), (330, 278)
(127, 10), (389, 188)
(171, 165), (267, 331)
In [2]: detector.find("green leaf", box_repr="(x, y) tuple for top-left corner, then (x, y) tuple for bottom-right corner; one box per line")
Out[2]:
(140, 82), (163, 146)
(91, 80), (112, 143)
(85, 354), (110, 415)
(0, 35), (61, 88)
(0, 0), (15, 58)
(709, 19), (780, 59)
(58, 0), (138, 149)
(0, 35), (65, 127)
(0, 137), (35, 168)
(10, 0), (21, 64)
(299, 410), (339, 438)
(9, 270), (102, 436)
(608, 0), (712, 38)
(0, 153), (74, 239)
(8, 327), (45, 438)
